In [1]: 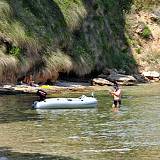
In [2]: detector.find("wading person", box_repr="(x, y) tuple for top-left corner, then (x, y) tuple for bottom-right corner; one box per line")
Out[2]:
(110, 82), (121, 111)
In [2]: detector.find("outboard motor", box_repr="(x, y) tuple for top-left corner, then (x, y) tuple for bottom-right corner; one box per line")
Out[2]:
(36, 89), (47, 101)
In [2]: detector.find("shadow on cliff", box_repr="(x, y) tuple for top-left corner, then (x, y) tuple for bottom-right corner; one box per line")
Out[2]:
(80, 0), (138, 74)
(0, 147), (79, 160)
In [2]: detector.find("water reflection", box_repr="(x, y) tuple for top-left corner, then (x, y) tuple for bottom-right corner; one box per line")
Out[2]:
(0, 95), (41, 123)
(36, 108), (97, 119)
(0, 147), (79, 160)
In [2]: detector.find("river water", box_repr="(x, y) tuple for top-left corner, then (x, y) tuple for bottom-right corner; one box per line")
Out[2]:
(0, 83), (160, 160)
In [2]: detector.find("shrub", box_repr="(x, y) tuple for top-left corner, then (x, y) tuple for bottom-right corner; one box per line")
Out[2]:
(135, 47), (141, 54)
(140, 26), (152, 39)
(9, 46), (21, 58)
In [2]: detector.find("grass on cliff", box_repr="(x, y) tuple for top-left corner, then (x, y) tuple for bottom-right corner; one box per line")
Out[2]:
(54, 0), (87, 30)
(0, 0), (150, 84)
(0, 0), (72, 82)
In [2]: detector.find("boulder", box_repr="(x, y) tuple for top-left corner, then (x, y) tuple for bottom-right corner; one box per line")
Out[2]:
(98, 74), (108, 79)
(133, 74), (149, 83)
(142, 71), (160, 78)
(102, 68), (112, 75)
(150, 13), (160, 22)
(91, 78), (113, 86)
(107, 73), (137, 84)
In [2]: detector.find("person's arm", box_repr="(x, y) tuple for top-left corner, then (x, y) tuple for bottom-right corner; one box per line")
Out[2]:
(111, 89), (121, 97)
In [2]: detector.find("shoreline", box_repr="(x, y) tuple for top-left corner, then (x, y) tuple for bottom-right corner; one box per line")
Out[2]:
(0, 84), (108, 95)
(0, 81), (159, 95)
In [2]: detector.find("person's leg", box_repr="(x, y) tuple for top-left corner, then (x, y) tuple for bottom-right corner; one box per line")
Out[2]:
(113, 100), (118, 108)
(113, 100), (119, 112)
(117, 100), (121, 108)
(112, 103), (115, 108)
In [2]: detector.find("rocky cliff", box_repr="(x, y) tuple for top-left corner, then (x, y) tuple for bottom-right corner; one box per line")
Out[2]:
(0, 0), (159, 84)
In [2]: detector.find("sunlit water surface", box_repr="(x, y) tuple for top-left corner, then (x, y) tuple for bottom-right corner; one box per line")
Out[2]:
(0, 83), (160, 160)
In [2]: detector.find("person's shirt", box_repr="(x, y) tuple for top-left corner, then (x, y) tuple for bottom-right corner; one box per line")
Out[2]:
(112, 88), (121, 100)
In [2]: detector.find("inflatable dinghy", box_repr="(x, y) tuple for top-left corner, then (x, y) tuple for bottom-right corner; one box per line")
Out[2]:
(32, 95), (97, 109)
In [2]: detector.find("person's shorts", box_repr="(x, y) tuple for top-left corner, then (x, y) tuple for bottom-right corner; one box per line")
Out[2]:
(113, 100), (121, 107)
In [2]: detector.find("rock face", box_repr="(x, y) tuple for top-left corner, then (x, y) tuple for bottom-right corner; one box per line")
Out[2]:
(107, 73), (136, 82)
(133, 74), (149, 83)
(92, 78), (113, 86)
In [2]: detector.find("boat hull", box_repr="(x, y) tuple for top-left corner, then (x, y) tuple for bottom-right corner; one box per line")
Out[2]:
(32, 96), (97, 109)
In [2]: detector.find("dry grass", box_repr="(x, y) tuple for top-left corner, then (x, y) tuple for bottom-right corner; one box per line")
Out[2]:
(0, 0), (11, 19)
(45, 49), (73, 72)
(54, 0), (87, 30)
(72, 55), (93, 76)
(33, 49), (73, 82)
(0, 50), (18, 83)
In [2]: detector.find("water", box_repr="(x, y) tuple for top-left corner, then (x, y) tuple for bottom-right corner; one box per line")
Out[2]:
(0, 83), (160, 160)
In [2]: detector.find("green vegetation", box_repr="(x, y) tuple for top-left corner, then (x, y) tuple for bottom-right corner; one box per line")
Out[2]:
(135, 48), (141, 54)
(54, 0), (86, 30)
(9, 46), (21, 58)
(140, 26), (152, 39)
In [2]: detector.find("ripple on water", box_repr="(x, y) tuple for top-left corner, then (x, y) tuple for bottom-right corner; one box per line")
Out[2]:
(0, 84), (160, 160)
